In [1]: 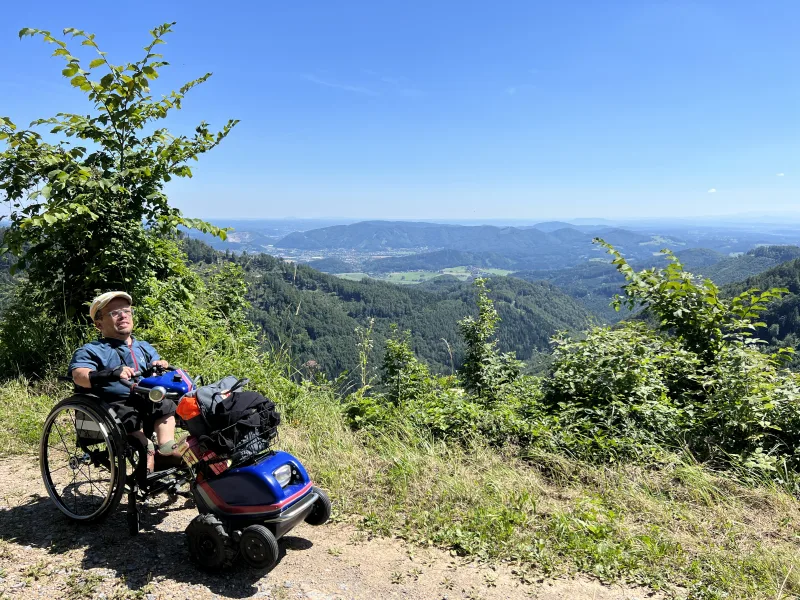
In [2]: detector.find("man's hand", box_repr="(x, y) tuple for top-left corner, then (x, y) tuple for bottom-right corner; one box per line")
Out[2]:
(151, 359), (169, 370)
(81, 365), (137, 386)
(118, 366), (137, 380)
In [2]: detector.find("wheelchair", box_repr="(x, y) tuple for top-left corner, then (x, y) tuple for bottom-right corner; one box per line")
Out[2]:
(39, 367), (331, 570)
(39, 369), (194, 535)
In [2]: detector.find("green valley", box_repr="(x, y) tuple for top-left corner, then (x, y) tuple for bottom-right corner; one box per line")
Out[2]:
(210, 242), (594, 378)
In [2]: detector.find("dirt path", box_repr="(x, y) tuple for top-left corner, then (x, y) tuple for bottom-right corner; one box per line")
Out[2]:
(0, 456), (664, 600)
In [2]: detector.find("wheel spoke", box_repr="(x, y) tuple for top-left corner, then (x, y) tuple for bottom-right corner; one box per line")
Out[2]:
(52, 419), (74, 458)
(76, 463), (111, 501)
(70, 467), (78, 514)
(41, 405), (124, 521)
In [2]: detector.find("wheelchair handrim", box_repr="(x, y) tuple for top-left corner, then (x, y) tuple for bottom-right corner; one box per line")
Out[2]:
(40, 402), (124, 521)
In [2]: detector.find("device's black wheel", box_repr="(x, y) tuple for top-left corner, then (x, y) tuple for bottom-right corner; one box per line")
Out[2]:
(304, 487), (331, 526)
(185, 514), (236, 571)
(239, 524), (279, 570)
(40, 398), (127, 522)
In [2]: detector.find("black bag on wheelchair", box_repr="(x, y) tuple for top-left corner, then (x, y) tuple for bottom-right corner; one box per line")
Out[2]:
(179, 376), (280, 464)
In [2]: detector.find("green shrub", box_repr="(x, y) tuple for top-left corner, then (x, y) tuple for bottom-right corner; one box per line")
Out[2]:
(542, 242), (800, 476)
(547, 323), (687, 441)
(458, 278), (524, 399)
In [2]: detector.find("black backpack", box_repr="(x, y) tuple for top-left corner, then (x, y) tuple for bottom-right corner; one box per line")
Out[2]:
(184, 376), (281, 464)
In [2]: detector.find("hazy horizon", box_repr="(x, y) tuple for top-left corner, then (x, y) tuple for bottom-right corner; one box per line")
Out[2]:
(192, 212), (800, 226)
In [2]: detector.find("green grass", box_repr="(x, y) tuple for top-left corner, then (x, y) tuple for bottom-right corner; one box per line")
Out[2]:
(0, 378), (65, 454)
(275, 382), (800, 599)
(480, 268), (512, 276)
(4, 375), (800, 599)
(335, 272), (370, 281)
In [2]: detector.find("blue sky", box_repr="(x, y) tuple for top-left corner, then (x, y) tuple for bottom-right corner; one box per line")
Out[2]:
(2, 1), (799, 220)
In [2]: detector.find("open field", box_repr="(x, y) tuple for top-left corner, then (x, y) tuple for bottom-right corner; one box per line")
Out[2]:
(334, 266), (513, 285)
(335, 272), (370, 281)
(384, 271), (441, 284)
(478, 268), (513, 276)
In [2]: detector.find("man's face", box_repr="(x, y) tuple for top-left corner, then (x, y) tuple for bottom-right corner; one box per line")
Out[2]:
(95, 297), (134, 339)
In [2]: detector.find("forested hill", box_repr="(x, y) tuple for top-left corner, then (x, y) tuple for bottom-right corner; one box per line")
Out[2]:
(513, 245), (800, 322)
(510, 248), (741, 322)
(184, 240), (593, 377)
(699, 245), (800, 285)
(723, 258), (800, 360)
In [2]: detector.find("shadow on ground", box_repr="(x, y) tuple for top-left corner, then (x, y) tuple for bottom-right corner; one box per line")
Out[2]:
(0, 492), (314, 598)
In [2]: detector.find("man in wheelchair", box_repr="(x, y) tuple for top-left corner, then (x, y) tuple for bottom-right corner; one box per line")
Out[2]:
(69, 291), (184, 474)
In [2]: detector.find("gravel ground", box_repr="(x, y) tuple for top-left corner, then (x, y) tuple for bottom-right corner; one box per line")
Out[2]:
(0, 456), (664, 600)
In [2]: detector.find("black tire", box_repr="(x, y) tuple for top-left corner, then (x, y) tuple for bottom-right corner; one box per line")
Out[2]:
(239, 524), (279, 570)
(304, 487), (331, 526)
(185, 514), (236, 571)
(40, 398), (127, 523)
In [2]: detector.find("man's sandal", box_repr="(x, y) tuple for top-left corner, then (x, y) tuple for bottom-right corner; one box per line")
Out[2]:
(154, 438), (186, 470)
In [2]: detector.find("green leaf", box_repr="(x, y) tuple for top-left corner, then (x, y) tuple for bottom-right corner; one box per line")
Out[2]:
(62, 64), (79, 77)
(89, 58), (105, 69)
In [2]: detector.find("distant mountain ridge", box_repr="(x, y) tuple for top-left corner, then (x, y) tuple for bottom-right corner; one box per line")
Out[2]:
(526, 221), (579, 232)
(278, 220), (683, 270)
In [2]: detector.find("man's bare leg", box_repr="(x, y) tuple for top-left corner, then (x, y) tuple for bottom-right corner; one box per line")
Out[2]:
(152, 415), (183, 466)
(129, 429), (154, 472)
(130, 429), (149, 448)
(153, 415), (176, 446)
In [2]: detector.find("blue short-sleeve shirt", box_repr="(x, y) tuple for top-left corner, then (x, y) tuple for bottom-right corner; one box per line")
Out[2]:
(68, 337), (161, 399)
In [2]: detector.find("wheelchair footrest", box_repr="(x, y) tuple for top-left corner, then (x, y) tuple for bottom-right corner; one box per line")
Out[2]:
(146, 467), (178, 483)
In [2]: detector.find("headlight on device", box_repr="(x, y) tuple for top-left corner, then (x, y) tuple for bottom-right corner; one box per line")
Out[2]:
(273, 464), (292, 487)
(148, 386), (167, 403)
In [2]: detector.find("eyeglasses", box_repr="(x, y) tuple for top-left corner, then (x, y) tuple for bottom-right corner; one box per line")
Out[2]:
(106, 307), (134, 319)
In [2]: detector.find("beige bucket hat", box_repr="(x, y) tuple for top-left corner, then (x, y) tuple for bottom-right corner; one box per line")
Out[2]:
(89, 291), (132, 321)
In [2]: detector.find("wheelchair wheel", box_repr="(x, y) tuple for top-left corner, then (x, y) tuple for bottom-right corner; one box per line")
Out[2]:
(40, 398), (127, 522)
